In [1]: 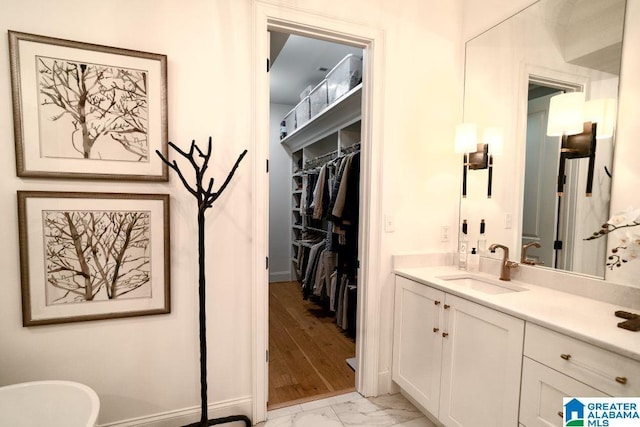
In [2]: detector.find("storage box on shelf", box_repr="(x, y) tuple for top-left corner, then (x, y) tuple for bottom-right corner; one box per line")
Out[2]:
(309, 79), (329, 118)
(283, 108), (296, 137)
(295, 96), (311, 129)
(279, 54), (362, 141)
(280, 84), (361, 152)
(300, 83), (314, 100)
(327, 54), (362, 104)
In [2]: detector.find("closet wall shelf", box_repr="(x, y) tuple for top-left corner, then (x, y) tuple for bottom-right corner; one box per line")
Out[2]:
(281, 84), (362, 153)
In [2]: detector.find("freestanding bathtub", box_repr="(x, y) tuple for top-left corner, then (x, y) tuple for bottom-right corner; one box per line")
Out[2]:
(0, 380), (100, 427)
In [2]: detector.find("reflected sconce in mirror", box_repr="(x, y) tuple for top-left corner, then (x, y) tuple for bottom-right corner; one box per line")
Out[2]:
(547, 93), (616, 197)
(455, 123), (503, 198)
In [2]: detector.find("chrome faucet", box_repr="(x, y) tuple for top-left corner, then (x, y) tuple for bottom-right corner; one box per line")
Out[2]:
(521, 242), (542, 265)
(488, 243), (518, 281)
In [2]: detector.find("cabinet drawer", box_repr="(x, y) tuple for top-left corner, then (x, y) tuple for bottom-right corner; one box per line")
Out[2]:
(520, 357), (606, 427)
(524, 323), (640, 396)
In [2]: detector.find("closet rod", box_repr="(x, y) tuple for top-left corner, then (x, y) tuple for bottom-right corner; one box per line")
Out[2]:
(303, 142), (361, 170)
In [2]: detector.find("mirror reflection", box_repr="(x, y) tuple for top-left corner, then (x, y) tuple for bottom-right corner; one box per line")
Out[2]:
(461, 0), (626, 280)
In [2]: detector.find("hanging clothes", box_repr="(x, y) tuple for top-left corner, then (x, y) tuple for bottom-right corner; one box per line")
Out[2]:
(295, 147), (360, 337)
(302, 239), (326, 299)
(311, 164), (329, 220)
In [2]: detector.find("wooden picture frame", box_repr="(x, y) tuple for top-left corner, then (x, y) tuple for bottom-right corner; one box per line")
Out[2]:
(9, 30), (168, 181)
(17, 191), (171, 326)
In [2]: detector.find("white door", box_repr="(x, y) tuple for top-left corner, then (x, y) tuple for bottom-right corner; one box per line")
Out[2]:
(392, 276), (445, 416)
(439, 294), (525, 427)
(523, 93), (561, 267)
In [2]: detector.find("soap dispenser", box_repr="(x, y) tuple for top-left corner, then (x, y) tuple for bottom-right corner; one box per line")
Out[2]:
(468, 247), (479, 272)
(478, 219), (487, 255)
(459, 220), (468, 270)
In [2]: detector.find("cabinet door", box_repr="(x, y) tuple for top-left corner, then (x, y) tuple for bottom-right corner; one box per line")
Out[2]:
(392, 276), (445, 416)
(520, 357), (607, 427)
(439, 294), (525, 427)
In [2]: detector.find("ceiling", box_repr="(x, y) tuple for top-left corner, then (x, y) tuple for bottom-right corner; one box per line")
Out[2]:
(269, 32), (363, 106)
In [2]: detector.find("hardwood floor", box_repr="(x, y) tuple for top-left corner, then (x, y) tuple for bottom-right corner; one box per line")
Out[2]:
(268, 281), (356, 409)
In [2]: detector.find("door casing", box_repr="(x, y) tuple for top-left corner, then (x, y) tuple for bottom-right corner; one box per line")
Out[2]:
(252, 2), (386, 422)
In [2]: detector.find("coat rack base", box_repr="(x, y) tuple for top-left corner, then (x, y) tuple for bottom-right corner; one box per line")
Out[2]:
(183, 414), (252, 427)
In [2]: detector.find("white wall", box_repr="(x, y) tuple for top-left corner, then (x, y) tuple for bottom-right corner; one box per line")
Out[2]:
(1, 1), (255, 425)
(0, 0), (463, 425)
(269, 103), (294, 283)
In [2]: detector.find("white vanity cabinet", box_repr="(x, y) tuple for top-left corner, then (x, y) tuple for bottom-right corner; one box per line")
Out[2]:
(520, 323), (640, 427)
(520, 357), (606, 426)
(393, 275), (525, 426)
(392, 276), (444, 416)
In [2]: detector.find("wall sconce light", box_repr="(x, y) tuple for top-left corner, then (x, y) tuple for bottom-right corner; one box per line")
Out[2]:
(455, 123), (503, 198)
(483, 126), (504, 199)
(546, 93), (616, 197)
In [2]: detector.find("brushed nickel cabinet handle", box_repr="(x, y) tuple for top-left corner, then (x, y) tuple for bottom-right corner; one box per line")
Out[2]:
(558, 354), (627, 385)
(442, 332), (449, 337)
(558, 411), (563, 418)
(433, 327), (439, 333)
(444, 304), (450, 309)
(434, 300), (441, 305)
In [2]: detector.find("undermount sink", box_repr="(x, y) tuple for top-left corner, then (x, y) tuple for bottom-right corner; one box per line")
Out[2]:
(436, 274), (528, 294)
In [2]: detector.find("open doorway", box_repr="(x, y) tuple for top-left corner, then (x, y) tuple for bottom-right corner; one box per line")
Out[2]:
(268, 32), (364, 409)
(253, 6), (385, 421)
(523, 76), (611, 277)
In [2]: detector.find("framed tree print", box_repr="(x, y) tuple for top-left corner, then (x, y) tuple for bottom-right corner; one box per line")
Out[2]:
(9, 31), (168, 181)
(18, 191), (171, 326)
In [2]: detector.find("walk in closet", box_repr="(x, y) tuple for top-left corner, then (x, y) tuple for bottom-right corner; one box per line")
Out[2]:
(268, 33), (363, 408)
(285, 84), (361, 338)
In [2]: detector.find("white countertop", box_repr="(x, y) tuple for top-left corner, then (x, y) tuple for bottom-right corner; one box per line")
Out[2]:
(395, 265), (640, 362)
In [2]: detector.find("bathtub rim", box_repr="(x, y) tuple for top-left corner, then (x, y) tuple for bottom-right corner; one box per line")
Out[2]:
(0, 380), (100, 426)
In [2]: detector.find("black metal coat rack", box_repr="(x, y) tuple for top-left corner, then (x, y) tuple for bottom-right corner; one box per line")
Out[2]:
(157, 138), (250, 427)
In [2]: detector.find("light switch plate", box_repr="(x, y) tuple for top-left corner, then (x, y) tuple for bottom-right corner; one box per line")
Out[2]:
(504, 213), (512, 229)
(441, 225), (450, 242)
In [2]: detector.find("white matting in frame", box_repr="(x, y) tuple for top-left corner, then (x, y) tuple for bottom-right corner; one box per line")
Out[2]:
(9, 31), (168, 181)
(18, 191), (171, 326)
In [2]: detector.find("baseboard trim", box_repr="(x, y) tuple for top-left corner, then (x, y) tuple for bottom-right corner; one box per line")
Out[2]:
(269, 271), (291, 283)
(99, 396), (252, 427)
(377, 370), (393, 395)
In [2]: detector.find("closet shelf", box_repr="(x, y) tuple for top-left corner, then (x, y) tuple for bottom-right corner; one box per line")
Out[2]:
(281, 84), (362, 153)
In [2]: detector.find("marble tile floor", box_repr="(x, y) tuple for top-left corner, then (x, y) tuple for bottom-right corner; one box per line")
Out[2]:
(260, 392), (437, 427)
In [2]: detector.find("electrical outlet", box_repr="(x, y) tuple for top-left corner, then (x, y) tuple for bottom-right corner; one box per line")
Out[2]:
(441, 225), (450, 242)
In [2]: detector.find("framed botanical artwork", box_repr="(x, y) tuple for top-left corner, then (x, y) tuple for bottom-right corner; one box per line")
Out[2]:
(17, 191), (171, 326)
(8, 30), (168, 181)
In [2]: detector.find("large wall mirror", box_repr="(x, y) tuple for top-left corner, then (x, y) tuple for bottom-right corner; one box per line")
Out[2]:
(460, 0), (636, 285)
